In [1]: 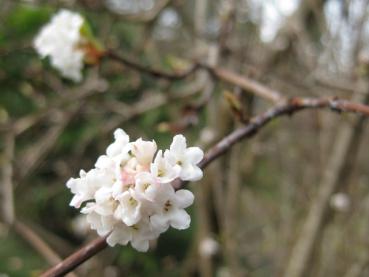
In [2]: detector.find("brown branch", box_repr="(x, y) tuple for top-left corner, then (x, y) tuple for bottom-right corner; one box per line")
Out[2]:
(105, 51), (199, 80)
(40, 236), (108, 277)
(41, 96), (369, 276)
(203, 64), (284, 103)
(199, 96), (369, 169)
(18, 104), (82, 181)
(105, 51), (284, 103)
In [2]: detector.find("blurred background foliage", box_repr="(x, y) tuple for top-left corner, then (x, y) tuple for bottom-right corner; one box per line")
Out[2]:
(2, 0), (369, 276)
(0, 1), (206, 276)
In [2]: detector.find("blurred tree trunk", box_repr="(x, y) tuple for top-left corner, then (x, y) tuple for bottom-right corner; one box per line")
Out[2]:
(193, 0), (217, 276)
(284, 67), (369, 277)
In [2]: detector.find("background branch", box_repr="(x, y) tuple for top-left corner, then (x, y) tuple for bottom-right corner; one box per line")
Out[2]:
(1, 130), (15, 224)
(105, 51), (283, 103)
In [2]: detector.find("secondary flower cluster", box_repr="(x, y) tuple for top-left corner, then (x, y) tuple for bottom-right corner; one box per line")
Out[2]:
(34, 10), (86, 82)
(67, 129), (203, 252)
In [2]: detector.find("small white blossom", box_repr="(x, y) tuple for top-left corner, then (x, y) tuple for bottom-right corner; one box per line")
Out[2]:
(165, 134), (204, 181)
(93, 187), (119, 216)
(81, 204), (115, 236)
(106, 129), (130, 157)
(131, 138), (157, 166)
(115, 191), (142, 226)
(150, 150), (180, 183)
(106, 219), (159, 252)
(34, 10), (86, 82)
(151, 183), (194, 232)
(135, 172), (161, 201)
(67, 129), (203, 252)
(67, 169), (112, 208)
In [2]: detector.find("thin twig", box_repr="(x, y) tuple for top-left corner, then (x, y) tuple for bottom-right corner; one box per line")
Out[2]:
(0, 74), (107, 135)
(40, 236), (108, 277)
(199, 96), (369, 169)
(106, 51), (199, 80)
(203, 64), (284, 103)
(18, 104), (82, 181)
(105, 50), (284, 103)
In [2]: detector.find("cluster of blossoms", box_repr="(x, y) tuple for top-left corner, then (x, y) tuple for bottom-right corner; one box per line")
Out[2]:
(67, 129), (204, 252)
(34, 10), (98, 82)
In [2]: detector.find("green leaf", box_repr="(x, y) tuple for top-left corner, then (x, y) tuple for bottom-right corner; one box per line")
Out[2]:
(80, 20), (105, 52)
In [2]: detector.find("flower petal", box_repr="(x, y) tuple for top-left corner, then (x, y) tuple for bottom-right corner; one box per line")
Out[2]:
(180, 165), (203, 181)
(175, 189), (194, 209)
(69, 195), (83, 208)
(95, 155), (114, 169)
(150, 214), (170, 233)
(170, 134), (187, 155)
(107, 227), (131, 246)
(170, 209), (191, 230)
(185, 147), (204, 164)
(131, 239), (150, 252)
(131, 138), (157, 165)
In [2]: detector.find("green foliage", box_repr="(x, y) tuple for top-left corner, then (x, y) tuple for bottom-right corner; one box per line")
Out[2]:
(0, 4), (52, 117)
(0, 86), (36, 117)
(3, 4), (51, 42)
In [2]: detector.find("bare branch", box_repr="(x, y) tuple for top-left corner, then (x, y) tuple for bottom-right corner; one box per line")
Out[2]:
(199, 96), (369, 169)
(105, 51), (199, 80)
(105, 51), (284, 102)
(204, 64), (284, 103)
(0, 74), (107, 135)
(41, 94), (369, 276)
(18, 105), (82, 181)
(40, 236), (108, 277)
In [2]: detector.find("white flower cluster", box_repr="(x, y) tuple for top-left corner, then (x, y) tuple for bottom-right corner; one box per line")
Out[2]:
(34, 10), (85, 82)
(67, 129), (203, 252)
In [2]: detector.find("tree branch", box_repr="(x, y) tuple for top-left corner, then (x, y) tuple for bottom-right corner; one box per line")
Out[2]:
(40, 236), (108, 277)
(199, 96), (369, 169)
(203, 64), (283, 103)
(41, 95), (369, 276)
(105, 51), (284, 103)
(105, 51), (199, 81)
